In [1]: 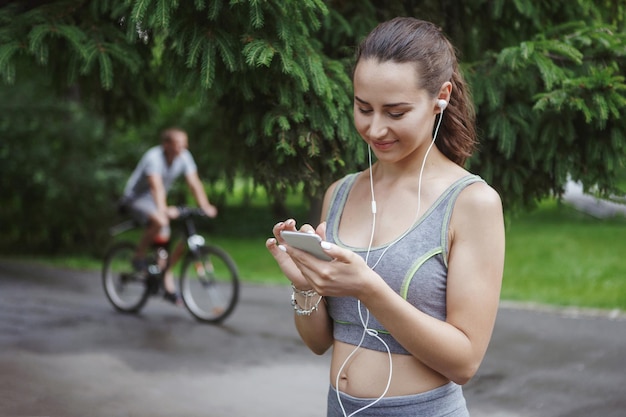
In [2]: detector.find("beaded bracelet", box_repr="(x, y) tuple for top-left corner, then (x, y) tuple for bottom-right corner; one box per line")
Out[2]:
(291, 284), (323, 316)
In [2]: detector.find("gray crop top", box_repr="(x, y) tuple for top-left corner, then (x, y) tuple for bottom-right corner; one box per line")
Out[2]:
(325, 173), (484, 355)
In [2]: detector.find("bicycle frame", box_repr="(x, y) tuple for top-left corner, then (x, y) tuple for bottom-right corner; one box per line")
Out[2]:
(181, 215), (206, 257)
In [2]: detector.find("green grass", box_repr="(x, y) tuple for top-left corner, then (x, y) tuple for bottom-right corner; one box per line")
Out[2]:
(7, 197), (626, 311)
(13, 234), (286, 285)
(207, 236), (285, 285)
(503, 200), (626, 310)
(209, 197), (626, 311)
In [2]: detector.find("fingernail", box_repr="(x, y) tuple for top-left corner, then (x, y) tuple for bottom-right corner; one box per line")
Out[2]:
(278, 245), (287, 252)
(320, 241), (331, 250)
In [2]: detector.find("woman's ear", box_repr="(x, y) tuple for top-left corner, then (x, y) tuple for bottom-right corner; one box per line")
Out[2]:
(434, 81), (452, 113)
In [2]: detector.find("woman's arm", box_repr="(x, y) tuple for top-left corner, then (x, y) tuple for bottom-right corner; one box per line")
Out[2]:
(265, 181), (341, 355)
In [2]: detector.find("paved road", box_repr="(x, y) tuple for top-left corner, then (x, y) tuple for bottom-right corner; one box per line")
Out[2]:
(562, 179), (626, 219)
(1, 260), (625, 417)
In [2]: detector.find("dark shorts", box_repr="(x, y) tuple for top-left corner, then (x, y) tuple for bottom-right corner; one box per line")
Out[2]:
(327, 382), (469, 417)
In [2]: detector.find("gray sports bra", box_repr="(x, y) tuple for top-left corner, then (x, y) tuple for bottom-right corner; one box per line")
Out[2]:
(325, 173), (484, 355)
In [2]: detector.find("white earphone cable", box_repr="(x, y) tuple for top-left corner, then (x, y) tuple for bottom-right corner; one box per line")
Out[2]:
(336, 106), (445, 416)
(335, 146), (392, 417)
(416, 105), (444, 223)
(368, 106), (445, 271)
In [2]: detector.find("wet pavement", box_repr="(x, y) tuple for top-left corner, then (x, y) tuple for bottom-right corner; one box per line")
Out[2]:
(0, 260), (625, 417)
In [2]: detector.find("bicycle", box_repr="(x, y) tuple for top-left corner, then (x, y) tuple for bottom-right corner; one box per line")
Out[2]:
(102, 206), (240, 323)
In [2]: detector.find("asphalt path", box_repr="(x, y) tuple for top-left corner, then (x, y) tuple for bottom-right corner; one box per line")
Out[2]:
(562, 180), (626, 219)
(1, 260), (625, 417)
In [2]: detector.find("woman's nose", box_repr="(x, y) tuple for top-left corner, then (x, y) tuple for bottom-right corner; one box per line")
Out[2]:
(367, 114), (388, 139)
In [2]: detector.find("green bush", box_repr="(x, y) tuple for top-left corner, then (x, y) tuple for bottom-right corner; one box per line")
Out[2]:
(0, 79), (122, 255)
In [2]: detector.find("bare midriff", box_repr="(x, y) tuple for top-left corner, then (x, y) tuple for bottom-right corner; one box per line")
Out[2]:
(330, 341), (449, 397)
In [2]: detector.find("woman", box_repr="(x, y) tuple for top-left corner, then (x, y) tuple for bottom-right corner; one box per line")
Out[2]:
(266, 17), (505, 416)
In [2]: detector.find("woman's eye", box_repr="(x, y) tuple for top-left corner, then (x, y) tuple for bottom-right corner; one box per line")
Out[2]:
(356, 107), (405, 118)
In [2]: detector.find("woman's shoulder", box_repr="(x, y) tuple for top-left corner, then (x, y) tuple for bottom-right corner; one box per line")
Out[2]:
(325, 171), (363, 196)
(441, 161), (500, 204)
(453, 176), (503, 220)
(321, 171), (364, 221)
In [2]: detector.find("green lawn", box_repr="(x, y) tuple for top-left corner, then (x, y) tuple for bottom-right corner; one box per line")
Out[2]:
(502, 200), (626, 310)
(10, 197), (626, 311)
(210, 199), (626, 311)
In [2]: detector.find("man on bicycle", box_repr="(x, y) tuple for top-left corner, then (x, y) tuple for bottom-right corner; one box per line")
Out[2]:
(119, 127), (218, 304)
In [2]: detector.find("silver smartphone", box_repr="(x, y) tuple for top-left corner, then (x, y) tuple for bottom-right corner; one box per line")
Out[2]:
(280, 231), (333, 261)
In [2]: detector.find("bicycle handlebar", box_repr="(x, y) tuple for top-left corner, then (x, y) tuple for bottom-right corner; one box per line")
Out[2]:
(176, 206), (207, 219)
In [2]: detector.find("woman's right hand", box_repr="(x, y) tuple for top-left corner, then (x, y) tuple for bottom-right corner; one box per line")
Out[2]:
(265, 219), (313, 289)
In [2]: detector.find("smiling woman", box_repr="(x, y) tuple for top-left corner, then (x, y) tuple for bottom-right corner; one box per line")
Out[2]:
(266, 16), (505, 417)
(353, 59), (443, 161)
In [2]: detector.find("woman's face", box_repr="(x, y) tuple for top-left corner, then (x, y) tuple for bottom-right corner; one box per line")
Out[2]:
(353, 59), (438, 164)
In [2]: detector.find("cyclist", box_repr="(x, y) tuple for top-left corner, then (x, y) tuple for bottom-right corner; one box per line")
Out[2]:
(119, 127), (218, 304)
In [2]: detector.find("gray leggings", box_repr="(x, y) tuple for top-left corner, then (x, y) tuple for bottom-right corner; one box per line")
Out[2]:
(327, 382), (469, 417)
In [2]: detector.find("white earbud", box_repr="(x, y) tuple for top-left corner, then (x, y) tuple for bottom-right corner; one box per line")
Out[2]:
(437, 99), (448, 111)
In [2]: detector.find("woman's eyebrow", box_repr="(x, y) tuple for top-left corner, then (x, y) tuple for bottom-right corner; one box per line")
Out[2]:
(354, 96), (411, 108)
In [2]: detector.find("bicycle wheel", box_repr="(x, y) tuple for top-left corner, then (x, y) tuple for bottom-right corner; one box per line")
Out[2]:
(180, 245), (240, 323)
(102, 241), (151, 313)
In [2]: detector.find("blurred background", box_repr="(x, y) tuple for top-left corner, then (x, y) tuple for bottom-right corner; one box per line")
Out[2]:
(1, 0), (625, 309)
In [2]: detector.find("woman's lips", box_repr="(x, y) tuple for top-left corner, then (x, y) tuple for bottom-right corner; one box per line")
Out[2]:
(372, 140), (395, 151)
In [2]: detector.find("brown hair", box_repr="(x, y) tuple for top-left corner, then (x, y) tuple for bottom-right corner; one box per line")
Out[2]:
(354, 17), (476, 166)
